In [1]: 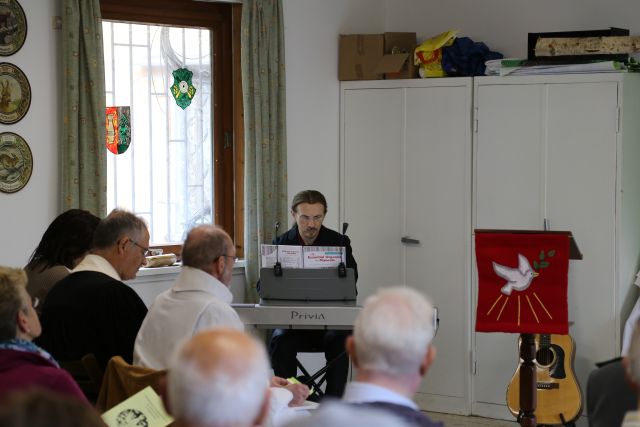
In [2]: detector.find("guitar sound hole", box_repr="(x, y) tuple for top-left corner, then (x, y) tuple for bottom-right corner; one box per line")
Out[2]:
(536, 348), (555, 367)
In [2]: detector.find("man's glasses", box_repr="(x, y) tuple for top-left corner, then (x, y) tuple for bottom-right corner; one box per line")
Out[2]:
(130, 240), (151, 256)
(297, 214), (324, 224)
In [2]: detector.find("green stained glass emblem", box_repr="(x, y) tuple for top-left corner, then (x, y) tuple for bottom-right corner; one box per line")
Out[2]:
(171, 67), (197, 109)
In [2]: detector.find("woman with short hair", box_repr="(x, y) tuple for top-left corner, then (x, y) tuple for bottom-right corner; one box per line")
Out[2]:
(0, 267), (86, 402)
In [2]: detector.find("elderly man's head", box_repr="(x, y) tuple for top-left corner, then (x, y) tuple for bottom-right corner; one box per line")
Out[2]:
(92, 209), (149, 280)
(182, 225), (235, 286)
(0, 267), (40, 342)
(167, 329), (271, 427)
(348, 287), (436, 380)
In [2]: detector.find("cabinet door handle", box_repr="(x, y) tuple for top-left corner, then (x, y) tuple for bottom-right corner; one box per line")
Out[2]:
(401, 236), (420, 244)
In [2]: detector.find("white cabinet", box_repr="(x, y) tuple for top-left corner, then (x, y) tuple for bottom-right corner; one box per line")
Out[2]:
(340, 78), (473, 415)
(472, 74), (640, 420)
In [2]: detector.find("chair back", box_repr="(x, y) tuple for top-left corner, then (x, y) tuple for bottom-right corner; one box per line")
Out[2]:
(97, 356), (167, 412)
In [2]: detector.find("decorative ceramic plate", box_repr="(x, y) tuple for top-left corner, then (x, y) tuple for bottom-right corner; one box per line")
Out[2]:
(0, 62), (30, 124)
(0, 131), (32, 193)
(0, 0), (27, 56)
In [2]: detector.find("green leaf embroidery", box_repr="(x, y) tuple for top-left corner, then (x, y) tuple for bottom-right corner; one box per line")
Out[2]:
(548, 250), (555, 257)
(540, 261), (550, 268)
(534, 260), (539, 270)
(539, 250), (545, 260)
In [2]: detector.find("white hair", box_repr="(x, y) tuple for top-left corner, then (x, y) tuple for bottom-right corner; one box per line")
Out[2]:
(628, 318), (640, 384)
(167, 330), (271, 427)
(354, 286), (435, 376)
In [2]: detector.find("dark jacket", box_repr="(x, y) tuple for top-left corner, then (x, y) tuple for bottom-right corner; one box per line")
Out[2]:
(37, 271), (148, 369)
(274, 224), (358, 281)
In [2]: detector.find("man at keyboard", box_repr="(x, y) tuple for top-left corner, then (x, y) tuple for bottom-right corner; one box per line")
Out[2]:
(269, 190), (358, 398)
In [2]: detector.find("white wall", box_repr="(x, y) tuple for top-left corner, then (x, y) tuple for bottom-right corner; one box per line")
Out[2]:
(282, 0), (386, 229)
(384, 0), (640, 58)
(6, 0), (640, 266)
(0, 0), (60, 267)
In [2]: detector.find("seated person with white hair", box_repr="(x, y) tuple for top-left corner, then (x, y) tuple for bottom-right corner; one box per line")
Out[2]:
(342, 286), (443, 427)
(166, 328), (272, 427)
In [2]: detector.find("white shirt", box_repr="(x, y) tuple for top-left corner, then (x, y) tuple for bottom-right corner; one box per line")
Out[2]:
(133, 266), (244, 369)
(342, 381), (418, 410)
(72, 254), (121, 281)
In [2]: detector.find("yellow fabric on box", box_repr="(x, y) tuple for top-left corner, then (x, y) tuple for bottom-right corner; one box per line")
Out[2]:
(96, 356), (166, 412)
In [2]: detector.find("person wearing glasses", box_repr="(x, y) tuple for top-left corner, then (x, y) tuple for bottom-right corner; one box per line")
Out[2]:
(269, 190), (358, 398)
(134, 224), (310, 406)
(0, 267), (86, 402)
(134, 224), (240, 369)
(36, 209), (149, 369)
(342, 287), (442, 427)
(24, 209), (100, 312)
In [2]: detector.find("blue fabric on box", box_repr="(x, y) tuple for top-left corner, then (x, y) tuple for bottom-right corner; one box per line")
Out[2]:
(442, 37), (503, 76)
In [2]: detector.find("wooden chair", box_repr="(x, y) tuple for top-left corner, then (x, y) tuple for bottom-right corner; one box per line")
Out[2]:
(96, 356), (167, 412)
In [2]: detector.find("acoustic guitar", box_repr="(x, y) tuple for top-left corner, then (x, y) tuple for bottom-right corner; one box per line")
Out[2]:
(506, 334), (582, 425)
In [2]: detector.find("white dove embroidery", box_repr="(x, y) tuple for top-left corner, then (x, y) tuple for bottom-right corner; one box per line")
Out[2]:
(492, 254), (539, 295)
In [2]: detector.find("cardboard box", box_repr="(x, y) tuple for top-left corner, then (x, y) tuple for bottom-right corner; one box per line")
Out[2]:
(339, 32), (418, 81)
(378, 32), (417, 79)
(338, 34), (384, 81)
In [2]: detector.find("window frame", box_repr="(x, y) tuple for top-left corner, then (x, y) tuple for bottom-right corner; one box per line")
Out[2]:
(100, 0), (243, 256)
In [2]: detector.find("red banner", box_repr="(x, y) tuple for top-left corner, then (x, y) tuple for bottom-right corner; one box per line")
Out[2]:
(475, 233), (569, 334)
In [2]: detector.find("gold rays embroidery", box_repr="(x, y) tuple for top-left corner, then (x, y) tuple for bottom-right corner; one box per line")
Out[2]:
(525, 295), (540, 323)
(487, 291), (552, 324)
(486, 294), (503, 316)
(533, 291), (553, 319)
(496, 296), (509, 321)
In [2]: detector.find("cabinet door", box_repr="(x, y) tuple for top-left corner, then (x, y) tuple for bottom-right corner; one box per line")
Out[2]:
(546, 82), (618, 388)
(342, 81), (472, 414)
(405, 85), (471, 410)
(342, 87), (404, 301)
(473, 84), (545, 415)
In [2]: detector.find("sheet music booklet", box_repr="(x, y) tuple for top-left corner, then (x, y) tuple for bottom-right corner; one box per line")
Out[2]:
(261, 244), (345, 269)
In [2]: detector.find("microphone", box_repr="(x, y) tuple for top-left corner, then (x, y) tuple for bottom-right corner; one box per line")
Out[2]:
(274, 221), (282, 276)
(338, 222), (348, 277)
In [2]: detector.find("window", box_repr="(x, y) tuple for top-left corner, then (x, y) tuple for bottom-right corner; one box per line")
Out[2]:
(100, 0), (243, 254)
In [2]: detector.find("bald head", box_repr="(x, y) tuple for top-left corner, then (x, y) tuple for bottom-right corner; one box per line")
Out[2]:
(182, 225), (235, 284)
(168, 329), (271, 427)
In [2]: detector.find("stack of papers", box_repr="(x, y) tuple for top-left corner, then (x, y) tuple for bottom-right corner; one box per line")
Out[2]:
(261, 244), (346, 269)
(485, 58), (627, 76)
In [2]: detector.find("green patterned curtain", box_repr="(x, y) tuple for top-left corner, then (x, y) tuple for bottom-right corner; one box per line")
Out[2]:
(242, 0), (288, 303)
(61, 0), (107, 216)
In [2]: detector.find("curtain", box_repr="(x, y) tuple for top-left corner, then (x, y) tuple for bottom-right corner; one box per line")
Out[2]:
(61, 0), (107, 216)
(242, 0), (288, 303)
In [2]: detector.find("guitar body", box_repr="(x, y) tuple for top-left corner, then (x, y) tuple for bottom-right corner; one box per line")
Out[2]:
(506, 334), (582, 425)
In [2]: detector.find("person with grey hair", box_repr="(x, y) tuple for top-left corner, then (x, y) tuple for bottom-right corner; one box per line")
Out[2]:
(134, 224), (241, 370)
(166, 329), (272, 427)
(37, 209), (149, 369)
(0, 267), (86, 402)
(342, 286), (443, 427)
(135, 224), (309, 405)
